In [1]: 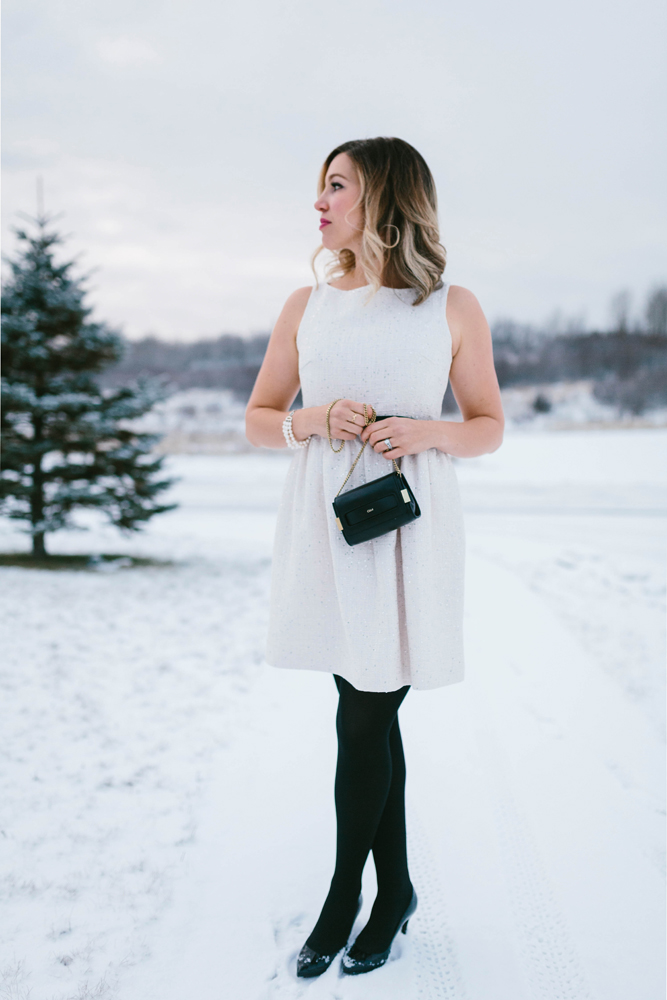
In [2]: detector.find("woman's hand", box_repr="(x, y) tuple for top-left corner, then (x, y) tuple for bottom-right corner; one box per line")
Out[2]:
(317, 398), (376, 442)
(285, 398), (377, 444)
(361, 417), (436, 459)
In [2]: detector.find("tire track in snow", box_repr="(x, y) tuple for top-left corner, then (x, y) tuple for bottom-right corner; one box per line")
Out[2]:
(492, 793), (593, 1000)
(475, 720), (594, 1000)
(407, 804), (469, 1000)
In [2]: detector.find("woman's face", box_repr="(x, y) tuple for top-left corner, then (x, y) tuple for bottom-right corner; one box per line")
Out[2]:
(314, 153), (363, 253)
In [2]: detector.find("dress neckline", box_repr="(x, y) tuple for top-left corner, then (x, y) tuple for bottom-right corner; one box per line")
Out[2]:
(326, 282), (369, 292)
(325, 282), (413, 293)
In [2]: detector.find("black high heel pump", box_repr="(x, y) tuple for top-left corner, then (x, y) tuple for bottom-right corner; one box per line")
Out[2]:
(296, 895), (363, 979)
(341, 888), (418, 975)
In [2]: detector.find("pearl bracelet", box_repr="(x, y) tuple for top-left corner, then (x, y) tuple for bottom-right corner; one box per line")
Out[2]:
(282, 411), (311, 450)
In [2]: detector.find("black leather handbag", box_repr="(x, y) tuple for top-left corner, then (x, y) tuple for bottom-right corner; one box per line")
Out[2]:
(332, 411), (421, 546)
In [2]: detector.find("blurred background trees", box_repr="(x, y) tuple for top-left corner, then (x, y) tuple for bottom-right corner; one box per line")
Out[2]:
(645, 286), (667, 336)
(98, 284), (667, 419)
(477, 285), (667, 417)
(1, 216), (177, 558)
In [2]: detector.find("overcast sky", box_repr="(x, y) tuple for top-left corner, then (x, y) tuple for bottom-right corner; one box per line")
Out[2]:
(3, 0), (666, 340)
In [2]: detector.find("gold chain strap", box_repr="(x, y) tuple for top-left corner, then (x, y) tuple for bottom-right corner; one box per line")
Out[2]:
(335, 404), (402, 498)
(326, 398), (345, 453)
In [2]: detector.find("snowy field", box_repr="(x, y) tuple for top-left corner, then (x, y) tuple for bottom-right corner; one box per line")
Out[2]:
(1, 429), (665, 1000)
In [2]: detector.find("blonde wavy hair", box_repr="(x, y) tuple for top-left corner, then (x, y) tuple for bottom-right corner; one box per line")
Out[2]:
(312, 137), (446, 306)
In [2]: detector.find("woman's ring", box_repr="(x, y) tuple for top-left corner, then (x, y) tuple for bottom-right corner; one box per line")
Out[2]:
(384, 438), (392, 450)
(351, 412), (358, 424)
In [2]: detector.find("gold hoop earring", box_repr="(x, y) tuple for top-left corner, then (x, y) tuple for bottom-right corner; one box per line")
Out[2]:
(383, 224), (400, 249)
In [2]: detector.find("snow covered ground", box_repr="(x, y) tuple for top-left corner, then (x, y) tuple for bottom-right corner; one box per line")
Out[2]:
(1, 429), (665, 1000)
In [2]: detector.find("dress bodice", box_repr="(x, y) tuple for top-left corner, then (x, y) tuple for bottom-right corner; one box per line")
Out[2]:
(297, 282), (452, 420)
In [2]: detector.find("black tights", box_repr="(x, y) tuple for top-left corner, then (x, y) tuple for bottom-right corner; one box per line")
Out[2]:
(305, 674), (413, 956)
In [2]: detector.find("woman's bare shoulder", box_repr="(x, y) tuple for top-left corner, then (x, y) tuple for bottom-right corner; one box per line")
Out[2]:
(282, 285), (314, 320)
(445, 285), (489, 356)
(446, 284), (484, 317)
(271, 286), (314, 344)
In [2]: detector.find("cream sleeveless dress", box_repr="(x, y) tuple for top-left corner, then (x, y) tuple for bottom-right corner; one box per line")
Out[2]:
(265, 281), (465, 692)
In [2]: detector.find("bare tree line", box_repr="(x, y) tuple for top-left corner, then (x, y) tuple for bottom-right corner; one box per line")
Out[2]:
(100, 333), (270, 397)
(100, 286), (667, 416)
(490, 286), (667, 415)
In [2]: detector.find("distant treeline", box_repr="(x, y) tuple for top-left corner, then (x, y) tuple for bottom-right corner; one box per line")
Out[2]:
(491, 325), (667, 415)
(101, 287), (667, 416)
(101, 333), (269, 397)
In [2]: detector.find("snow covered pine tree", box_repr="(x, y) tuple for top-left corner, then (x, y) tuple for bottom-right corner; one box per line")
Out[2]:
(1, 214), (177, 558)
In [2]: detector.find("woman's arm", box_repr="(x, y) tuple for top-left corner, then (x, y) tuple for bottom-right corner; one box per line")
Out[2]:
(362, 285), (504, 459)
(245, 287), (374, 448)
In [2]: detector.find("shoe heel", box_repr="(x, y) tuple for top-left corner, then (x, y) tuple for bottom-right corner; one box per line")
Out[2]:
(401, 920), (409, 934)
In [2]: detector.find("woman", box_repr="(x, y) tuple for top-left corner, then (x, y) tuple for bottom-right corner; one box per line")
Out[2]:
(246, 136), (504, 977)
